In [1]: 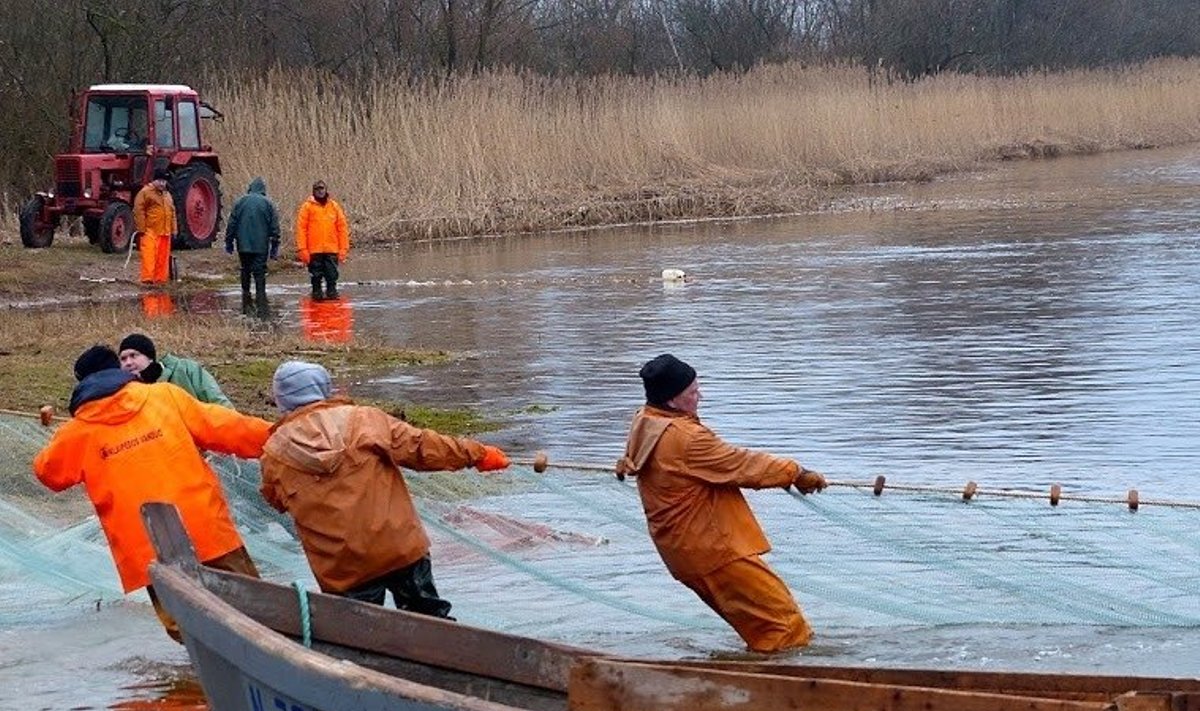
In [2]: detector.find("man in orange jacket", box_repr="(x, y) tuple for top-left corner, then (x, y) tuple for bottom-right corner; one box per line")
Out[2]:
(616, 353), (828, 653)
(295, 180), (350, 300)
(260, 360), (510, 617)
(133, 168), (177, 285)
(33, 345), (273, 642)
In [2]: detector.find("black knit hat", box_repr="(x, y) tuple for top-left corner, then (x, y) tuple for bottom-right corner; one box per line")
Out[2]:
(640, 354), (696, 406)
(74, 345), (120, 381)
(153, 167), (171, 181)
(118, 333), (157, 361)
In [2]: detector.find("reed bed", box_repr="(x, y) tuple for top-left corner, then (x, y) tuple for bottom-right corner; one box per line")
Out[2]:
(5, 60), (1199, 243)
(0, 194), (17, 242)
(204, 59), (1200, 243)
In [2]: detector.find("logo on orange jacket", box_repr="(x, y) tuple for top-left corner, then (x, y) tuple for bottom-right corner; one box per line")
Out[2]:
(99, 428), (164, 460)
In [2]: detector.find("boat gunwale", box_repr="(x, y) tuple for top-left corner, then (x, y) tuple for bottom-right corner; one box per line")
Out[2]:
(150, 562), (531, 711)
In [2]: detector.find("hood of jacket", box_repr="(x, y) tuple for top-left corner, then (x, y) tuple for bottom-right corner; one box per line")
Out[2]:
(68, 369), (140, 416)
(247, 176), (267, 195)
(616, 405), (682, 476)
(264, 397), (355, 476)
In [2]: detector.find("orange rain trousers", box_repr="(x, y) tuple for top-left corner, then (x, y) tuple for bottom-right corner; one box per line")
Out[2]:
(146, 545), (259, 642)
(134, 183), (175, 284)
(681, 554), (813, 653)
(139, 231), (171, 284)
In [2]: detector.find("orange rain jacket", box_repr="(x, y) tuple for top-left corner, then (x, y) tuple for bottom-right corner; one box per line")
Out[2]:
(294, 196), (349, 264)
(615, 405), (800, 580)
(260, 397), (487, 593)
(34, 373), (271, 592)
(133, 184), (176, 236)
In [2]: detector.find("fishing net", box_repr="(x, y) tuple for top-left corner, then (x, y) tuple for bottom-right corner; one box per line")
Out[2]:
(5, 408), (1200, 655)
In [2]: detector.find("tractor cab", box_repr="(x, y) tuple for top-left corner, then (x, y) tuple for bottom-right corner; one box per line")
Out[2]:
(83, 93), (151, 154)
(20, 84), (224, 253)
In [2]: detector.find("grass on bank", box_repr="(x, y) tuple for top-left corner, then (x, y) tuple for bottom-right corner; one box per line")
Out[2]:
(0, 303), (501, 433)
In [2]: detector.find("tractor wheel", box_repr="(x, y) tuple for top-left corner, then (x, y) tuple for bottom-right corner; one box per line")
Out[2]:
(83, 216), (101, 244)
(19, 196), (56, 248)
(99, 201), (135, 254)
(170, 163), (222, 250)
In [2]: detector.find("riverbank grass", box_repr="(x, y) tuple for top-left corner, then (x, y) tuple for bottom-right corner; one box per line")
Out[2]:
(0, 304), (497, 432)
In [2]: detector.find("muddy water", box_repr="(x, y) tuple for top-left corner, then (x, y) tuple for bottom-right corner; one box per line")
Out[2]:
(4, 144), (1200, 707)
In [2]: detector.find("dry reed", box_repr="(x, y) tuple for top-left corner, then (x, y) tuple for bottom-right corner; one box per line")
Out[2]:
(6, 60), (1200, 244)
(204, 59), (1200, 245)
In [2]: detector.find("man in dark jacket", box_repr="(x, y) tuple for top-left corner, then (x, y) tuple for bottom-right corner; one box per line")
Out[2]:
(224, 177), (281, 316)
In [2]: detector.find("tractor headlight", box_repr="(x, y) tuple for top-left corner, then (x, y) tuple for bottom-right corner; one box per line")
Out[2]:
(83, 188), (93, 199)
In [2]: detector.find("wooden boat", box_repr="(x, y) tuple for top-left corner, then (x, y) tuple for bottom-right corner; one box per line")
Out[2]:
(143, 503), (1200, 711)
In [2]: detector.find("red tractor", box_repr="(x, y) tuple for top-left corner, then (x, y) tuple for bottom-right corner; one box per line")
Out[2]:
(20, 83), (224, 253)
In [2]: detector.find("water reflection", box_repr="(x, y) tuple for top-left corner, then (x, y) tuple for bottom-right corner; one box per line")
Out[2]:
(134, 290), (227, 319)
(110, 678), (207, 710)
(300, 295), (354, 343)
(139, 292), (175, 318)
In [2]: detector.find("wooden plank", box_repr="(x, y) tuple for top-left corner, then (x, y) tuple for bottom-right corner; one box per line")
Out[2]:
(568, 659), (1116, 711)
(141, 502), (200, 570)
(194, 565), (587, 693)
(669, 660), (1200, 700)
(309, 643), (567, 711)
(1113, 691), (1200, 711)
(1114, 691), (1172, 711)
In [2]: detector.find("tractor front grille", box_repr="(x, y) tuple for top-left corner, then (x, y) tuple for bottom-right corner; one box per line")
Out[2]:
(55, 157), (82, 198)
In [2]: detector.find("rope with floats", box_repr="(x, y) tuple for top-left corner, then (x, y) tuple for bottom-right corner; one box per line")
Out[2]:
(1, 408), (1183, 512)
(0, 406), (64, 425)
(510, 452), (1190, 512)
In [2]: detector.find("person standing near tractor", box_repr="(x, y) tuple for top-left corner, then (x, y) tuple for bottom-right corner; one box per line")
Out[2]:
(133, 168), (176, 285)
(295, 180), (350, 300)
(224, 177), (281, 316)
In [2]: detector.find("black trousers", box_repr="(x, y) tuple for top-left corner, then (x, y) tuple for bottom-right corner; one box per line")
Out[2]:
(308, 253), (339, 297)
(340, 555), (452, 618)
(239, 252), (268, 298)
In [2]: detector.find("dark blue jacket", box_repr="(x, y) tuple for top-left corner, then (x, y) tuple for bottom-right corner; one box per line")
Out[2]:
(69, 369), (137, 415)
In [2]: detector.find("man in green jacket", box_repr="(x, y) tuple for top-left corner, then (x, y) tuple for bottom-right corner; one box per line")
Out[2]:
(117, 333), (234, 408)
(224, 177), (281, 317)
